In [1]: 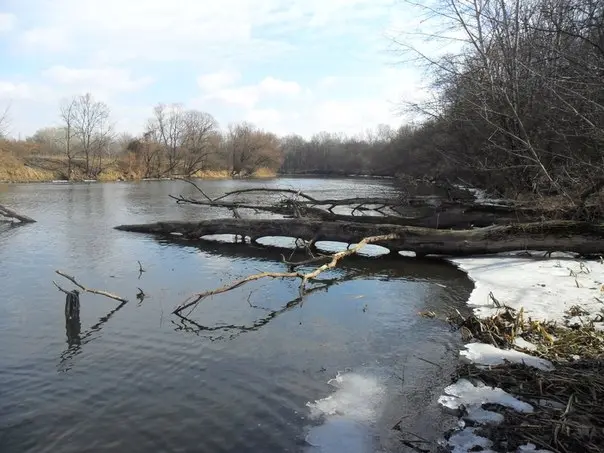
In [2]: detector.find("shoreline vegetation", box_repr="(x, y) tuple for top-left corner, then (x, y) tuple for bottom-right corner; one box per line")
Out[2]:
(437, 256), (604, 453)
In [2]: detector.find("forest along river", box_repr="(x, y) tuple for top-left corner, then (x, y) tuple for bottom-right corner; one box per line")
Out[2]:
(0, 178), (473, 453)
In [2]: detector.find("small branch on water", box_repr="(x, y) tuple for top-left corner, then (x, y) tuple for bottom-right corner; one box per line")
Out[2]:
(172, 233), (400, 315)
(53, 281), (74, 295)
(0, 204), (36, 223)
(137, 260), (146, 279)
(55, 270), (128, 303)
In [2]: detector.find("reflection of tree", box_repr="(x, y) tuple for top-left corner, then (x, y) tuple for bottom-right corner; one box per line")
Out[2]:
(172, 274), (359, 341)
(58, 300), (127, 372)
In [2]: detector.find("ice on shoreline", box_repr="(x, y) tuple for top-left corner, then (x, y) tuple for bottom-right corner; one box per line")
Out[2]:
(304, 372), (385, 453)
(439, 255), (604, 452)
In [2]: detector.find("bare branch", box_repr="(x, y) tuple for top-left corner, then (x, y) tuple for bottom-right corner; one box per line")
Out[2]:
(172, 233), (400, 314)
(55, 270), (128, 303)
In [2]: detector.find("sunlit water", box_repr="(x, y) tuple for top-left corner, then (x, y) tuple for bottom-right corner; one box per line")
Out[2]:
(0, 177), (473, 453)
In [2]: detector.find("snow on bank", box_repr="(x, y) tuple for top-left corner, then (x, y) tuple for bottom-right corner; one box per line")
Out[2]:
(453, 255), (604, 325)
(460, 342), (553, 371)
(304, 372), (385, 453)
(439, 255), (604, 452)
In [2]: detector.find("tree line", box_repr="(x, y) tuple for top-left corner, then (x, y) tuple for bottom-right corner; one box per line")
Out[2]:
(395, 0), (604, 200)
(19, 94), (408, 180)
(4, 0), (603, 195)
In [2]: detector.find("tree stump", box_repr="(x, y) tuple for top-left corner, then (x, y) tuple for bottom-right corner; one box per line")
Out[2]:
(65, 290), (80, 321)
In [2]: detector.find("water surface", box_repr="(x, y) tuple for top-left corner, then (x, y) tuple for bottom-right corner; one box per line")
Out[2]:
(0, 178), (473, 453)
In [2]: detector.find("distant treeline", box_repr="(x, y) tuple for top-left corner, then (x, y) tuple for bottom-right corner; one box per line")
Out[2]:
(1, 0), (602, 196)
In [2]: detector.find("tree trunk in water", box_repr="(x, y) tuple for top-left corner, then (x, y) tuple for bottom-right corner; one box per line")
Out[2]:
(0, 204), (36, 223)
(115, 219), (604, 256)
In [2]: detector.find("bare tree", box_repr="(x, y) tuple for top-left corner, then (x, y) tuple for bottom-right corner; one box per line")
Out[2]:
(59, 98), (78, 179)
(226, 122), (282, 176)
(0, 103), (11, 138)
(148, 103), (186, 176)
(64, 93), (111, 178)
(181, 110), (219, 176)
(393, 0), (604, 200)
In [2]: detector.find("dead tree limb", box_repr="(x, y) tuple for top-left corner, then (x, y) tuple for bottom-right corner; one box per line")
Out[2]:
(55, 270), (128, 303)
(172, 233), (399, 314)
(0, 204), (36, 223)
(115, 219), (604, 256)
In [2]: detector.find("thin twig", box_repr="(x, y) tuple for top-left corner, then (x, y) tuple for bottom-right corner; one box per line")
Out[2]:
(55, 270), (128, 303)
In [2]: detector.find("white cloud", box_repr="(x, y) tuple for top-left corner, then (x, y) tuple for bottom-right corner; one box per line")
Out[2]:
(197, 71), (241, 92)
(42, 66), (154, 94)
(20, 27), (68, 52)
(0, 81), (34, 100)
(200, 76), (302, 110)
(0, 12), (16, 32)
(1, 0), (434, 138)
(258, 77), (301, 96)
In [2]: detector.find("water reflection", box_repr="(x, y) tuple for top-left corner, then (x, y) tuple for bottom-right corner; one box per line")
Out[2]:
(59, 297), (128, 372)
(173, 275), (351, 341)
(0, 179), (473, 453)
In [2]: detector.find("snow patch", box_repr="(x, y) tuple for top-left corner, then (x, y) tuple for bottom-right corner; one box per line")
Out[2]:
(517, 443), (553, 453)
(514, 337), (538, 351)
(439, 379), (533, 422)
(450, 257), (604, 326)
(305, 372), (385, 453)
(446, 427), (495, 453)
(460, 343), (554, 371)
(438, 256), (602, 451)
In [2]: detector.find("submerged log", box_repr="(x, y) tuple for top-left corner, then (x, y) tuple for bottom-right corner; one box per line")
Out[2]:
(115, 219), (604, 256)
(0, 204), (36, 223)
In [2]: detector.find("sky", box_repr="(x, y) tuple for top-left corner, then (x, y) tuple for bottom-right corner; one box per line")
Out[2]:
(0, 0), (443, 139)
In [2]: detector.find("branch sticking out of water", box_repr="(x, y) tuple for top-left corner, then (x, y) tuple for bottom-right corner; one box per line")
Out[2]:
(173, 233), (400, 315)
(55, 270), (128, 303)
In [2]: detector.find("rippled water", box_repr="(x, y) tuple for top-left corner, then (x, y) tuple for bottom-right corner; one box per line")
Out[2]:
(0, 178), (473, 453)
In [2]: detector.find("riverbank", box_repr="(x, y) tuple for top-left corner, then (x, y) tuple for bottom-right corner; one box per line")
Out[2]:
(439, 254), (604, 453)
(0, 163), (277, 183)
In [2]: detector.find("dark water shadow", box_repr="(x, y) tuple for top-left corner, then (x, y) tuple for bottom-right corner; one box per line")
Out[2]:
(59, 298), (128, 372)
(154, 236), (468, 283)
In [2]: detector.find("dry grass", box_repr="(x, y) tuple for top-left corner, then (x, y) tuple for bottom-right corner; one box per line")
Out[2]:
(446, 303), (604, 453)
(459, 361), (604, 453)
(252, 167), (277, 178)
(191, 169), (231, 179)
(0, 151), (55, 182)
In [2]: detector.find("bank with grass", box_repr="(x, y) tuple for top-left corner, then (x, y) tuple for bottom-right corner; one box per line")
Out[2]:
(437, 255), (604, 453)
(0, 152), (278, 183)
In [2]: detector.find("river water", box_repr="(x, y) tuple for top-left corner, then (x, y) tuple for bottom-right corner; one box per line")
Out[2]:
(0, 177), (473, 453)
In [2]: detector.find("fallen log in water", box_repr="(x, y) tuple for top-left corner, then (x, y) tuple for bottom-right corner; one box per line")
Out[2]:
(115, 219), (604, 256)
(0, 204), (36, 223)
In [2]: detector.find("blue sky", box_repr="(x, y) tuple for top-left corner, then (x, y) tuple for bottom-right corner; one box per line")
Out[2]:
(0, 0), (436, 138)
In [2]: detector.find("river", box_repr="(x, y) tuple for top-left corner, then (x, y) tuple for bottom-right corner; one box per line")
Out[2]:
(0, 177), (473, 453)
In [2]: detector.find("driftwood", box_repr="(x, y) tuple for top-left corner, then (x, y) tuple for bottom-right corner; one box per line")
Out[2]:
(115, 218), (604, 256)
(172, 233), (399, 314)
(0, 204), (36, 223)
(53, 270), (128, 303)
(171, 184), (568, 229)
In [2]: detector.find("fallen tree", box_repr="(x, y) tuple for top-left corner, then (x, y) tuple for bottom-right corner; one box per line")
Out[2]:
(169, 184), (598, 230)
(115, 218), (604, 257)
(0, 204), (36, 223)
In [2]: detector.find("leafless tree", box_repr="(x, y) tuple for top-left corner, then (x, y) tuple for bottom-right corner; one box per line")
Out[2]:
(148, 103), (186, 176)
(59, 98), (78, 179)
(226, 122), (282, 176)
(63, 93), (111, 178)
(392, 0), (604, 200)
(181, 110), (219, 176)
(0, 103), (11, 138)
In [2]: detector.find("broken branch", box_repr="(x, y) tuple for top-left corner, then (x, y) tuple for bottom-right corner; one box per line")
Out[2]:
(0, 204), (36, 223)
(172, 233), (399, 315)
(55, 270), (128, 303)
